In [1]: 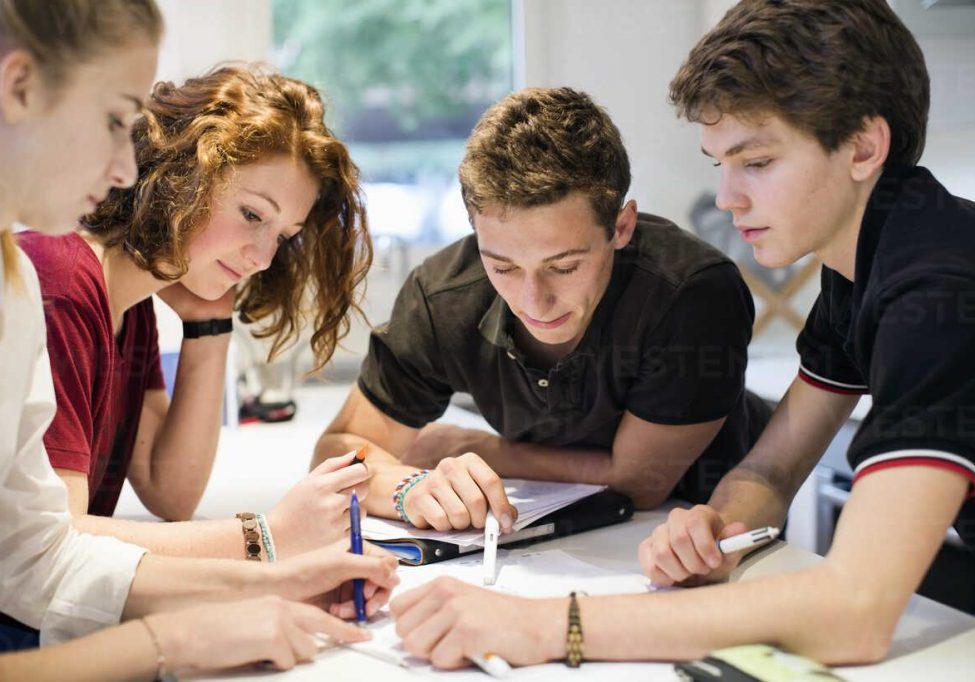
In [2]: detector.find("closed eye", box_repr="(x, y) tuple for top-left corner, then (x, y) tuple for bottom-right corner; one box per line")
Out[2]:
(551, 265), (578, 275)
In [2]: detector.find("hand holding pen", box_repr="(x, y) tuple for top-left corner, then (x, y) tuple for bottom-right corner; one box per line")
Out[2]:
(638, 504), (779, 587)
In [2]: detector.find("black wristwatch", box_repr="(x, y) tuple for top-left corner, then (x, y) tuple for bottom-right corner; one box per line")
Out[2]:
(182, 317), (233, 339)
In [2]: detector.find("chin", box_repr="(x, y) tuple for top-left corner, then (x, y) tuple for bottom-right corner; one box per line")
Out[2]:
(752, 246), (798, 270)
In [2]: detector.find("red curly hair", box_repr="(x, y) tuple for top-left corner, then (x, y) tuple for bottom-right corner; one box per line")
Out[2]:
(84, 64), (372, 370)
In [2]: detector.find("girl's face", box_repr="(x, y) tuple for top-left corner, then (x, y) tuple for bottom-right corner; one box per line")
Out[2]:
(4, 44), (158, 234)
(180, 155), (319, 300)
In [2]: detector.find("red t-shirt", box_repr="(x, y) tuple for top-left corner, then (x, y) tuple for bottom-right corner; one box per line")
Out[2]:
(18, 232), (165, 516)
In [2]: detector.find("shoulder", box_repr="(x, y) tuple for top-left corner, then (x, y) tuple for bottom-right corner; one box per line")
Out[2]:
(626, 213), (735, 288)
(17, 231), (106, 304)
(404, 235), (497, 320)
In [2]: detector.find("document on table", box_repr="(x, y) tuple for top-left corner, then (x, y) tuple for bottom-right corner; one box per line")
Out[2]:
(345, 548), (662, 679)
(362, 479), (606, 547)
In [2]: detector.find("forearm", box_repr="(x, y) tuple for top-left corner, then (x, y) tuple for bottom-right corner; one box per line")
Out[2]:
(121, 553), (273, 618)
(708, 378), (858, 526)
(73, 514), (246, 559)
(143, 336), (230, 519)
(539, 563), (888, 665)
(0, 619), (158, 682)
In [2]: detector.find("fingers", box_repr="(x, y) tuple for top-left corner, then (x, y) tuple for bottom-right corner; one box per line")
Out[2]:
(336, 552), (400, 590)
(641, 506), (739, 587)
(311, 450), (360, 474)
(409, 453), (514, 532)
(288, 602), (370, 644)
(462, 454), (516, 531)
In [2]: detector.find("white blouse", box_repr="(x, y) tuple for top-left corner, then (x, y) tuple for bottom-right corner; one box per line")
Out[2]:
(0, 246), (146, 645)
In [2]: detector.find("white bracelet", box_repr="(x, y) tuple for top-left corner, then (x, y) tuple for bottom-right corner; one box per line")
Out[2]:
(256, 513), (276, 562)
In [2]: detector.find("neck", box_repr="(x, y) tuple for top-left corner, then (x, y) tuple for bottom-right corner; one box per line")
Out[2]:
(815, 173), (882, 282)
(82, 234), (167, 334)
(512, 322), (582, 370)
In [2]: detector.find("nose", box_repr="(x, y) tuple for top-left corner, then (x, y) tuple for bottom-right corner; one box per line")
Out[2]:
(108, 133), (139, 189)
(520, 271), (555, 318)
(242, 229), (278, 273)
(714, 168), (747, 214)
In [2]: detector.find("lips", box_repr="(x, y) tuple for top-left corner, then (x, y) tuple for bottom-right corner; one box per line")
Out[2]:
(737, 226), (769, 243)
(522, 311), (571, 330)
(217, 260), (243, 282)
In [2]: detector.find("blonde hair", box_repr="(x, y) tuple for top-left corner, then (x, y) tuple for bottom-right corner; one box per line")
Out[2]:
(0, 0), (164, 284)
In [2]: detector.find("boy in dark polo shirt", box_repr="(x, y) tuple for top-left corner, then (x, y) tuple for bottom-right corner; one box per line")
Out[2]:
(385, 0), (975, 670)
(314, 87), (770, 531)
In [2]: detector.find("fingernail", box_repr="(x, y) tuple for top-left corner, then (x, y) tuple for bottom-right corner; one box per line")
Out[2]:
(500, 513), (512, 530)
(708, 556), (721, 568)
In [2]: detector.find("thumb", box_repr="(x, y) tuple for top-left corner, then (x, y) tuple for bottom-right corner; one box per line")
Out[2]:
(717, 521), (748, 541)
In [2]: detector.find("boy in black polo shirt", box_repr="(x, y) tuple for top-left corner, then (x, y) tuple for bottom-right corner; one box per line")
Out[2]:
(386, 0), (975, 669)
(313, 87), (770, 531)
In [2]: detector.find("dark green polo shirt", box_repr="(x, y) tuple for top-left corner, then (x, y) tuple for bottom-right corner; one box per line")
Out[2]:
(359, 212), (769, 502)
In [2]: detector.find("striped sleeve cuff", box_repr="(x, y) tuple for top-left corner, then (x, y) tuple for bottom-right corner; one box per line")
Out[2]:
(798, 366), (869, 395)
(853, 449), (975, 500)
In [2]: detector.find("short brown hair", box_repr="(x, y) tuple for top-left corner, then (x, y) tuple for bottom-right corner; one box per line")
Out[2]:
(459, 87), (630, 238)
(85, 65), (372, 371)
(670, 0), (929, 166)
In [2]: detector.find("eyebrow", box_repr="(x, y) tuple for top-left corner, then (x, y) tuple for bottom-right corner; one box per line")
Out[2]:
(241, 188), (281, 213)
(701, 135), (777, 159)
(479, 247), (591, 263)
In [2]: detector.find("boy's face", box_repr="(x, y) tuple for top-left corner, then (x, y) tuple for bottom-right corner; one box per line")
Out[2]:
(700, 113), (861, 269)
(474, 193), (635, 354)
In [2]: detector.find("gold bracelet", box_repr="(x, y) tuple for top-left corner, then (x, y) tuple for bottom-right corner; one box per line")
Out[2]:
(235, 512), (263, 561)
(140, 616), (171, 681)
(566, 591), (584, 667)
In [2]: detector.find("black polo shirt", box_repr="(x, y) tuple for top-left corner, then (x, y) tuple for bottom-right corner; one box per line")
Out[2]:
(359, 212), (770, 502)
(796, 166), (975, 548)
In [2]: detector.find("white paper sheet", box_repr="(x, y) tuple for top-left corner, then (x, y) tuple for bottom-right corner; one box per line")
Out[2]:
(346, 548), (659, 678)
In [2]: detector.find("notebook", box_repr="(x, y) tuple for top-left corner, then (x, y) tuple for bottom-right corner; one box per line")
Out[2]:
(362, 479), (634, 565)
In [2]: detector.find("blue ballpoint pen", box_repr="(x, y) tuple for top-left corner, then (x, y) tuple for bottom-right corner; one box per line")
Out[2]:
(350, 492), (367, 625)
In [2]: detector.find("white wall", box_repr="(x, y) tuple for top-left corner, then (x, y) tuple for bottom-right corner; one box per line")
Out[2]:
(516, 0), (731, 228)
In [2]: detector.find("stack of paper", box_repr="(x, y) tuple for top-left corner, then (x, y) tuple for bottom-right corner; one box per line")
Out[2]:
(362, 479), (606, 547)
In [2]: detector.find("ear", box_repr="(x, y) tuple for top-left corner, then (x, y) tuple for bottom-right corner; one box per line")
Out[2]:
(611, 199), (638, 249)
(850, 116), (891, 182)
(0, 49), (39, 125)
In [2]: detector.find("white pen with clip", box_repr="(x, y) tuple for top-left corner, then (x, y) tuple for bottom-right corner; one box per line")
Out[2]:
(482, 511), (500, 585)
(717, 526), (780, 554)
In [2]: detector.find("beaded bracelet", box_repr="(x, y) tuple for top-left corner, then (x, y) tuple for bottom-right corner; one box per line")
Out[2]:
(393, 470), (429, 526)
(255, 513), (276, 562)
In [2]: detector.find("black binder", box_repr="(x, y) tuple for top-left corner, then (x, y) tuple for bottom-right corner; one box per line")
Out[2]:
(369, 489), (634, 565)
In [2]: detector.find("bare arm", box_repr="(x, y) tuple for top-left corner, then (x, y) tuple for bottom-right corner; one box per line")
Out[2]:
(707, 377), (859, 528)
(126, 333), (229, 522)
(404, 412), (725, 509)
(392, 465), (968, 667)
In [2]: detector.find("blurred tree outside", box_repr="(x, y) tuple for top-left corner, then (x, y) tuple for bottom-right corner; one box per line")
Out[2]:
(272, 0), (512, 202)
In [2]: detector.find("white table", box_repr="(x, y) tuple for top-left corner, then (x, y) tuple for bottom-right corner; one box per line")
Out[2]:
(115, 395), (975, 681)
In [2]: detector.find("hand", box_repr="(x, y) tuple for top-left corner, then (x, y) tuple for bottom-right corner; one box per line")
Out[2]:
(638, 504), (747, 587)
(402, 452), (517, 532)
(157, 281), (236, 321)
(391, 577), (562, 669)
(268, 450), (371, 559)
(277, 539), (400, 620)
(147, 595), (369, 675)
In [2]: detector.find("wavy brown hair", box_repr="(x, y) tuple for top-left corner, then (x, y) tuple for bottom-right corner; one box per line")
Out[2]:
(85, 64), (372, 370)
